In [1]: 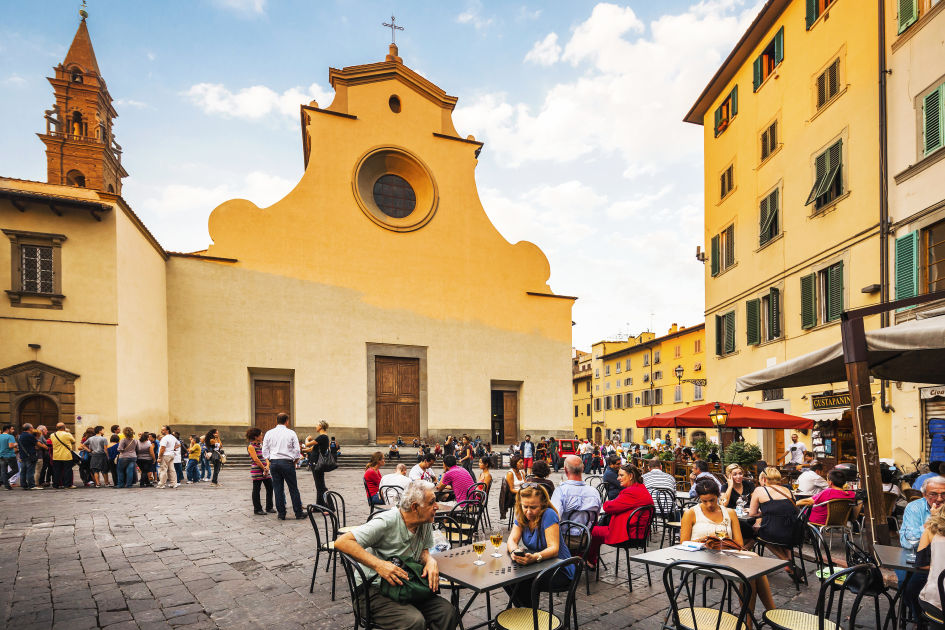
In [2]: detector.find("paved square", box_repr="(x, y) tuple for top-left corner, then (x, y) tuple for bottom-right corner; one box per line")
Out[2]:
(0, 467), (865, 629)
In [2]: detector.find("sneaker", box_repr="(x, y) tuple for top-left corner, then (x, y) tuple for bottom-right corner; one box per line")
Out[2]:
(31, 486), (43, 490)
(173, 483), (180, 488)
(68, 485), (76, 489)
(155, 485), (166, 489)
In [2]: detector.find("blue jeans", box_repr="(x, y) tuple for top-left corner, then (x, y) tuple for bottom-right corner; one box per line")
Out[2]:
(369, 493), (383, 506)
(0, 457), (18, 488)
(200, 457), (211, 479)
(117, 458), (136, 488)
(269, 459), (303, 517)
(174, 462), (184, 483)
(582, 454), (592, 474)
(19, 458), (36, 489)
(186, 459), (199, 482)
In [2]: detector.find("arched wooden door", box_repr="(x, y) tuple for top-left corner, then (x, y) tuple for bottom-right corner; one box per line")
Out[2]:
(18, 395), (59, 430)
(594, 426), (602, 444)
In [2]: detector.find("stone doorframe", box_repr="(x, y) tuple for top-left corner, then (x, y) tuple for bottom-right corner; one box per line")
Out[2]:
(0, 360), (78, 430)
(366, 343), (427, 445)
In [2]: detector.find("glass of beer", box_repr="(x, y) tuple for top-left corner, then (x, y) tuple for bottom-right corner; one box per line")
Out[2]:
(490, 530), (504, 557)
(472, 532), (486, 565)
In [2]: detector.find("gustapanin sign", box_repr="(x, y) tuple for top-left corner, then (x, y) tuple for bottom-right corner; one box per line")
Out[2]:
(811, 392), (851, 409)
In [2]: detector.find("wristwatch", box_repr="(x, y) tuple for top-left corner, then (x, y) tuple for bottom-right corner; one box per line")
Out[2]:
(536, 554), (543, 563)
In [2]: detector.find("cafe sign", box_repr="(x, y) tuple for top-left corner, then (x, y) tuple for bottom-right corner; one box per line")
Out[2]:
(811, 392), (851, 410)
(921, 386), (945, 400)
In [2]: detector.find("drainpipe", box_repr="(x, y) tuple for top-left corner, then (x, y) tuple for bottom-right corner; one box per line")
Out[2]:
(878, 0), (892, 413)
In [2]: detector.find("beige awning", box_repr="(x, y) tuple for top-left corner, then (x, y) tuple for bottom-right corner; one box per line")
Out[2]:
(803, 408), (844, 424)
(736, 314), (945, 392)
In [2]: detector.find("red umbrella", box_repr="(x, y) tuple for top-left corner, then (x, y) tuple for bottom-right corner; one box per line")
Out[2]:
(635, 402), (813, 430)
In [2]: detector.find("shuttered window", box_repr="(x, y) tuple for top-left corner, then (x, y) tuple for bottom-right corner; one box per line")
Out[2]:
(926, 220), (945, 293)
(710, 226), (735, 276)
(801, 273), (818, 329)
(711, 234), (720, 276)
(767, 287), (782, 340)
(715, 311), (736, 356)
(823, 262), (844, 322)
(713, 86), (738, 137)
(761, 121), (778, 161)
(760, 188), (779, 246)
(807, 0), (838, 29)
(746, 299), (761, 346)
(720, 164), (734, 199)
(816, 59), (841, 110)
(747, 288), (781, 345)
(753, 27), (784, 91)
(898, 0), (918, 33)
(805, 140), (843, 210)
(924, 85), (944, 157)
(895, 231), (919, 301)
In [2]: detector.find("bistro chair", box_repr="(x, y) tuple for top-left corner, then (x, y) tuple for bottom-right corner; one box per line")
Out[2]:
(609, 505), (655, 592)
(762, 564), (888, 630)
(380, 485), (402, 507)
(903, 488), (923, 502)
(881, 491), (900, 533)
(324, 490), (354, 533)
(841, 531), (894, 620)
(467, 488), (489, 533)
(676, 479), (692, 493)
(306, 504), (341, 599)
(662, 560), (755, 630)
(922, 572), (945, 628)
(472, 481), (493, 528)
(559, 519), (593, 595)
(596, 482), (609, 506)
(362, 479), (378, 514)
(337, 552), (379, 630)
(491, 557), (584, 630)
(448, 500), (483, 545)
(650, 488), (679, 548)
(805, 524), (839, 583)
(754, 505), (808, 590)
(585, 475), (603, 490)
(816, 499), (855, 549)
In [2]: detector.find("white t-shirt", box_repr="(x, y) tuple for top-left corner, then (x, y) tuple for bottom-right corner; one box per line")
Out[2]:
(159, 434), (179, 459)
(409, 463), (436, 483)
(786, 441), (807, 464)
(379, 473), (411, 493)
(797, 469), (828, 494)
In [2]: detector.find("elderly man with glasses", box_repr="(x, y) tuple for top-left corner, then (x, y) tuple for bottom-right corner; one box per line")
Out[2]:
(899, 476), (945, 618)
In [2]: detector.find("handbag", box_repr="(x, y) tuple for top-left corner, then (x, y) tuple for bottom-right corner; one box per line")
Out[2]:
(54, 432), (81, 466)
(703, 535), (743, 551)
(378, 557), (434, 604)
(312, 449), (338, 473)
(219, 449), (227, 465)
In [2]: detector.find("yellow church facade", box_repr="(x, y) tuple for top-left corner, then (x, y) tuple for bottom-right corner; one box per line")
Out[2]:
(0, 21), (574, 444)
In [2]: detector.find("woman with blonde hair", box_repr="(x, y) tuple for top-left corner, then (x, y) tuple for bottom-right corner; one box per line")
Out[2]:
(747, 467), (801, 566)
(310, 420), (330, 505)
(914, 505), (945, 627)
(720, 463), (754, 509)
(505, 485), (573, 606)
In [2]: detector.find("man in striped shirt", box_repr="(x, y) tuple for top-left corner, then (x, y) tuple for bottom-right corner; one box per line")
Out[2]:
(642, 459), (676, 495)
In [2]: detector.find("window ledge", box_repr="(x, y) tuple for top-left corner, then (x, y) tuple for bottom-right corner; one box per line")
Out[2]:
(756, 231), (784, 253)
(810, 190), (852, 218)
(802, 319), (841, 334)
(894, 146), (945, 185)
(6, 290), (64, 309)
(892, 0), (945, 53)
(755, 68), (780, 94)
(715, 351), (740, 359)
(712, 261), (739, 279)
(717, 185), (737, 206)
(807, 5), (835, 31)
(759, 143), (783, 168)
(809, 86), (849, 124)
(754, 336), (784, 349)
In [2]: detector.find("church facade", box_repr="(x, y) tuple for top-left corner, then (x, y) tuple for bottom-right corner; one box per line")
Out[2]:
(0, 17), (574, 444)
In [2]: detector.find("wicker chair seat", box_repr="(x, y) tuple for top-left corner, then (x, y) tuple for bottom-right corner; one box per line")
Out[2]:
(763, 609), (839, 630)
(676, 607), (741, 630)
(494, 608), (562, 630)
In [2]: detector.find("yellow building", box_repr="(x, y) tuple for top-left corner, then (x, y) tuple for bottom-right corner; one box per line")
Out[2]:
(584, 324), (705, 444)
(572, 348), (592, 439)
(686, 0), (891, 464)
(0, 17), (575, 444)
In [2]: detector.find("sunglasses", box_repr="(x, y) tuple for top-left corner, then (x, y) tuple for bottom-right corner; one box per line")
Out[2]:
(521, 482), (541, 489)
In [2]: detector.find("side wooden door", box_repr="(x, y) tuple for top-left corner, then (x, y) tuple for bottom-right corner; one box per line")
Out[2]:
(254, 380), (291, 432)
(503, 392), (518, 445)
(376, 357), (420, 441)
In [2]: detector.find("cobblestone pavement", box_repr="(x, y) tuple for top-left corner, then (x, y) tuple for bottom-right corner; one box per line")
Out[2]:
(0, 467), (883, 629)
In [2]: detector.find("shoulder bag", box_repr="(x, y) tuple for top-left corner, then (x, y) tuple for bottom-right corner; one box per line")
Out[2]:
(54, 432), (81, 466)
(378, 557), (434, 604)
(312, 448), (337, 473)
(703, 535), (743, 551)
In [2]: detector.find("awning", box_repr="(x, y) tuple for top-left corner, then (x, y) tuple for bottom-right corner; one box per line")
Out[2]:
(636, 402), (813, 430)
(802, 408), (844, 424)
(736, 314), (945, 392)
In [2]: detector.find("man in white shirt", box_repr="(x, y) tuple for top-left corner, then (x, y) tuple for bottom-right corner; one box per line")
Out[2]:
(796, 461), (829, 494)
(380, 463), (411, 495)
(781, 434), (807, 467)
(409, 454), (438, 484)
(156, 426), (180, 489)
(262, 413), (304, 520)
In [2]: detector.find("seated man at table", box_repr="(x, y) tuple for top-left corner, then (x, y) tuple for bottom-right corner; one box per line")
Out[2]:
(796, 461), (829, 495)
(642, 459), (677, 497)
(602, 456), (622, 501)
(379, 463), (411, 495)
(436, 455), (475, 503)
(550, 455), (602, 537)
(334, 480), (459, 630)
(688, 460), (721, 498)
(409, 453), (438, 484)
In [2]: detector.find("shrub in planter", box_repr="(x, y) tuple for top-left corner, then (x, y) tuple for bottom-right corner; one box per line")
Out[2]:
(722, 441), (762, 470)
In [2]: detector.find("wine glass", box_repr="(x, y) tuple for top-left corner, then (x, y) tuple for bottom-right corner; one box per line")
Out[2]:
(715, 518), (729, 539)
(905, 532), (921, 563)
(490, 529), (504, 558)
(472, 532), (486, 565)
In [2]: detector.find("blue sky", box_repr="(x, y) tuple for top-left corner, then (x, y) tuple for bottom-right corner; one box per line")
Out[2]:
(0, 0), (764, 349)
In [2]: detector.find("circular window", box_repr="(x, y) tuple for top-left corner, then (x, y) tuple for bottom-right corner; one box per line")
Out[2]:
(373, 174), (416, 218)
(389, 95), (402, 113)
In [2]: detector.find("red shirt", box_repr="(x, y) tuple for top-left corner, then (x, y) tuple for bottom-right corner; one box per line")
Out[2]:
(809, 487), (855, 525)
(599, 483), (654, 545)
(365, 468), (382, 496)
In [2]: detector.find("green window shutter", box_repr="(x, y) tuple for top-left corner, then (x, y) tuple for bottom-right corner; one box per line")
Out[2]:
(724, 224), (735, 267)
(826, 262), (844, 322)
(817, 71), (827, 108)
(731, 85), (738, 117)
(760, 190), (779, 244)
(714, 106), (722, 136)
(801, 273), (817, 329)
(773, 27), (784, 66)
(724, 311), (736, 354)
(711, 235), (720, 276)
(806, 0), (818, 28)
(720, 172), (726, 199)
(895, 231), (919, 301)
(759, 195), (770, 245)
(746, 299), (761, 345)
(753, 56), (763, 91)
(829, 140), (843, 195)
(806, 150), (829, 205)
(898, 0), (918, 33)
(768, 287), (781, 339)
(924, 86), (944, 156)
(715, 315), (723, 356)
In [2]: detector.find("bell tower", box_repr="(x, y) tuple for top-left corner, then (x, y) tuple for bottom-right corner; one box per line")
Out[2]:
(38, 6), (127, 194)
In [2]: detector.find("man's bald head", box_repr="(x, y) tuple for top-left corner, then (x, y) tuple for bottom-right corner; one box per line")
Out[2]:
(563, 455), (584, 479)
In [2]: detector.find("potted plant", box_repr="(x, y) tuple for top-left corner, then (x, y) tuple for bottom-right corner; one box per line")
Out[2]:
(691, 438), (713, 461)
(722, 441), (762, 471)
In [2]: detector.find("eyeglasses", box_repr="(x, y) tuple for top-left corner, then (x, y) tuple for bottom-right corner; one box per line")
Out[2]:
(521, 482), (540, 489)
(926, 492), (945, 499)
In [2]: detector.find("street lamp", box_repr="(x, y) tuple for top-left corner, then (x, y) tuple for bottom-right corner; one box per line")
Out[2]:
(708, 402), (728, 452)
(674, 364), (684, 384)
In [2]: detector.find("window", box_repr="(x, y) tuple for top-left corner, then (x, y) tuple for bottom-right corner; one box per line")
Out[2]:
(805, 140), (843, 211)
(807, 0), (838, 28)
(746, 288), (781, 345)
(574, 383), (578, 394)
(695, 339), (702, 353)
(587, 429), (593, 440)
(635, 396), (641, 405)
(654, 350), (661, 364)
(710, 224), (735, 276)
(586, 403), (591, 416)
(605, 396), (612, 410)
(752, 27), (784, 91)
(898, 0), (919, 33)
(801, 262), (844, 328)
(694, 362), (702, 371)
(605, 382), (610, 390)
(720, 164), (734, 199)
(642, 390), (652, 406)
(3, 229), (66, 309)
(625, 359), (631, 370)
(763, 388), (784, 401)
(574, 405), (578, 418)
(654, 389), (663, 405)
(761, 121), (778, 162)
(896, 220), (945, 299)
(373, 174), (417, 219)
(626, 395), (633, 408)
(923, 82), (944, 157)
(615, 394), (622, 409)
(674, 344), (681, 358)
(624, 377), (632, 386)
(594, 369), (599, 378)
(816, 59), (841, 110)
(674, 385), (683, 403)
(759, 188), (780, 246)
(693, 383), (704, 400)
(594, 399), (601, 412)
(595, 385), (600, 392)
(643, 373), (650, 383)
(714, 86), (738, 136)
(615, 362), (621, 373)
(605, 365), (610, 376)
(643, 353), (650, 367)
(586, 381), (591, 392)
(654, 370), (663, 380)
(715, 310), (736, 356)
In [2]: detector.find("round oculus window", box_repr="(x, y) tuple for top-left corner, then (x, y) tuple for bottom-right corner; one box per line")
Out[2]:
(372, 174), (416, 218)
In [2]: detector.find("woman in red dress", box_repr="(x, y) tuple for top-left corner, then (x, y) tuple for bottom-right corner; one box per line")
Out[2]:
(587, 464), (654, 565)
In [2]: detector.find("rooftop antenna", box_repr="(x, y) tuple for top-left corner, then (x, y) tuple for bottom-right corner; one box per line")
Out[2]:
(382, 15), (404, 44)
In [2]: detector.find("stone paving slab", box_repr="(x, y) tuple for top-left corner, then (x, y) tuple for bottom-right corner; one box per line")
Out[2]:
(0, 468), (884, 629)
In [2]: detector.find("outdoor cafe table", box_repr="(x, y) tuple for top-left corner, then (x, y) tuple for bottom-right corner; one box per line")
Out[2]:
(436, 542), (549, 630)
(875, 543), (929, 624)
(628, 544), (789, 580)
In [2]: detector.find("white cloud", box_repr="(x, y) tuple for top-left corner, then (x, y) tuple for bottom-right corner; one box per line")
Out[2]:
(184, 82), (333, 120)
(457, 1), (495, 30)
(210, 0), (266, 16)
(3, 74), (27, 86)
(524, 33), (561, 66)
(115, 99), (148, 109)
(147, 52), (156, 61)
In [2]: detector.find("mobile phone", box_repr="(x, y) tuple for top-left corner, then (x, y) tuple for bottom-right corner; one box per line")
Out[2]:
(512, 550), (526, 557)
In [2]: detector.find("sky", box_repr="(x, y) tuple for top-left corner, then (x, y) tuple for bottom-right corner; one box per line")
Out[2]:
(0, 0), (765, 349)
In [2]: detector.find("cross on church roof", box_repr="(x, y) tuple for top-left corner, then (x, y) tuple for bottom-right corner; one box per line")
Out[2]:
(382, 15), (404, 44)
(79, 0), (88, 20)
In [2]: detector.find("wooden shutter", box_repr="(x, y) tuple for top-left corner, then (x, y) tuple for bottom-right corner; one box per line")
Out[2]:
(761, 127), (770, 160)
(724, 224), (735, 267)
(773, 27), (784, 66)
(760, 190), (778, 244)
(715, 315), (723, 356)
(827, 60), (840, 100)
(807, 150), (829, 205)
(801, 273), (817, 329)
(898, 0), (918, 33)
(753, 56), (763, 91)
(731, 85), (738, 116)
(711, 234), (720, 276)
(817, 71), (828, 109)
(714, 105), (722, 136)
(724, 311), (736, 354)
(826, 263), (844, 321)
(720, 172), (726, 199)
(924, 86), (944, 156)
(806, 0), (818, 28)
(769, 122), (777, 152)
(746, 299), (761, 345)
(895, 231), (919, 300)
(759, 195), (770, 245)
(768, 287), (781, 339)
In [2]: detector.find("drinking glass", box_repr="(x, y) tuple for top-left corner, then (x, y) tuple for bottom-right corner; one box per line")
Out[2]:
(905, 532), (921, 563)
(490, 529), (504, 557)
(472, 532), (486, 565)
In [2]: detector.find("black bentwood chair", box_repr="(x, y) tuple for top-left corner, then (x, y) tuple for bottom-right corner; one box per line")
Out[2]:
(922, 572), (945, 628)
(559, 519), (593, 596)
(306, 504), (341, 600)
(337, 552), (380, 630)
(609, 505), (655, 592)
(651, 488), (679, 548)
(663, 560), (755, 630)
(323, 490), (348, 527)
(491, 557), (584, 630)
(380, 485), (403, 507)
